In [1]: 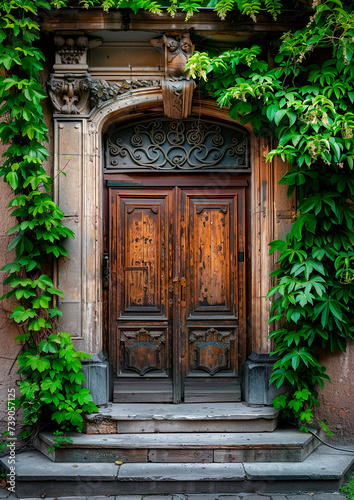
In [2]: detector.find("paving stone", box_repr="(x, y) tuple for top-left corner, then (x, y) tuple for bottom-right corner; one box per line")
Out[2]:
(58, 497), (87, 500)
(267, 496), (289, 500)
(312, 495), (347, 500)
(0, 490), (11, 498)
(218, 495), (242, 500)
(114, 497), (144, 500)
(284, 497), (313, 500)
(241, 496), (269, 500)
(144, 496), (174, 500)
(186, 496), (218, 500)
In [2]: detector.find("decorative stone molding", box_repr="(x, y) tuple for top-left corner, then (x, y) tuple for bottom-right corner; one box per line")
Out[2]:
(47, 74), (160, 115)
(151, 33), (195, 119)
(89, 78), (159, 109)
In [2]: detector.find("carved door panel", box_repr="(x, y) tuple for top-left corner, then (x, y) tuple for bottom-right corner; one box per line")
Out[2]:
(110, 189), (173, 402)
(179, 188), (246, 402)
(109, 183), (246, 403)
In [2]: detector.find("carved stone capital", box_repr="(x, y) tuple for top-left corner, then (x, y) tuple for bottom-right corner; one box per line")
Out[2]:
(47, 73), (91, 115)
(151, 33), (195, 119)
(54, 35), (89, 67)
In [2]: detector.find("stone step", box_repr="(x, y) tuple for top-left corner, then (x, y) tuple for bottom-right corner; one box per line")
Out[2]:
(83, 402), (280, 434)
(1, 446), (353, 497)
(35, 428), (320, 463)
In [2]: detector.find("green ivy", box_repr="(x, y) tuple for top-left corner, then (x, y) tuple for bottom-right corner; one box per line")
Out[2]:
(187, 0), (354, 427)
(0, 0), (98, 444)
(1, 0), (354, 436)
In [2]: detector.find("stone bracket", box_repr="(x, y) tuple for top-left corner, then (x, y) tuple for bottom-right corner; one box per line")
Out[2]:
(161, 79), (196, 119)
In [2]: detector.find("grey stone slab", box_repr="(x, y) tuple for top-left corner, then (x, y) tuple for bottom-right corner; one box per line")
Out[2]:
(57, 497), (87, 500)
(144, 496), (174, 500)
(266, 496), (288, 500)
(38, 428), (318, 464)
(0, 490), (11, 498)
(313, 495), (347, 499)
(148, 449), (214, 463)
(39, 428), (313, 449)
(186, 496), (218, 500)
(116, 419), (278, 434)
(82, 360), (109, 406)
(84, 403), (279, 422)
(241, 497), (269, 500)
(0, 451), (118, 481)
(243, 446), (354, 481)
(118, 463), (246, 481)
(218, 496), (241, 500)
(287, 496), (346, 500)
(114, 497), (145, 500)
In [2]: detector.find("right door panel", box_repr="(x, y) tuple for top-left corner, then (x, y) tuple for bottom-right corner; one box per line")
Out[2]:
(179, 188), (246, 401)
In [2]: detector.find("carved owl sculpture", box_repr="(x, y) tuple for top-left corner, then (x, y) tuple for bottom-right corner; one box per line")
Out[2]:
(151, 33), (194, 80)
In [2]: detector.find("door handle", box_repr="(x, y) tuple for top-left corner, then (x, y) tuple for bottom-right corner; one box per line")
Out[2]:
(180, 277), (186, 305)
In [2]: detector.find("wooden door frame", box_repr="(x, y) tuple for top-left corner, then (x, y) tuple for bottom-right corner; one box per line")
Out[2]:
(104, 174), (251, 402)
(54, 91), (291, 404)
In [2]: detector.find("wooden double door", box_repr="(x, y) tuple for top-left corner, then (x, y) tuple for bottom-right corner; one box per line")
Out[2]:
(108, 175), (247, 403)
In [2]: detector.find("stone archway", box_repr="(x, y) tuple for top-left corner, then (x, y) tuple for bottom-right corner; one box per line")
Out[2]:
(53, 89), (294, 404)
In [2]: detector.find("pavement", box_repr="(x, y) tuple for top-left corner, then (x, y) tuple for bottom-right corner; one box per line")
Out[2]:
(0, 490), (349, 500)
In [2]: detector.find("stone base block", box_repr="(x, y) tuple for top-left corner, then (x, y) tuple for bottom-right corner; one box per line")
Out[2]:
(82, 355), (109, 406)
(243, 351), (285, 405)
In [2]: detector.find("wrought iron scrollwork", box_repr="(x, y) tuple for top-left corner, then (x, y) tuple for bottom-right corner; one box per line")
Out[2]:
(105, 119), (250, 172)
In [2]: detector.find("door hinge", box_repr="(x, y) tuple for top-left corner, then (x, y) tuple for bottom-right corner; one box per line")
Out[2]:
(103, 253), (110, 289)
(238, 251), (244, 263)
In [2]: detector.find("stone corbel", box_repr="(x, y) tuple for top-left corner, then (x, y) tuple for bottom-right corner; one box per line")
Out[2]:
(151, 33), (196, 119)
(47, 73), (91, 115)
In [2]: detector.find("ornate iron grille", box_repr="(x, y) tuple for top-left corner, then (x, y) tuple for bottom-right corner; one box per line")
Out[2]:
(104, 119), (250, 173)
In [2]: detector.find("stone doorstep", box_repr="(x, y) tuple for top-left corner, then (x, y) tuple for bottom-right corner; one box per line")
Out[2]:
(35, 428), (320, 463)
(84, 403), (280, 422)
(83, 403), (280, 434)
(0, 446), (353, 498)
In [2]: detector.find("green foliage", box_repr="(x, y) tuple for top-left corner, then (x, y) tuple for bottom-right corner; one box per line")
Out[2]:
(16, 332), (97, 430)
(0, 0), (96, 441)
(341, 474), (354, 500)
(187, 0), (354, 426)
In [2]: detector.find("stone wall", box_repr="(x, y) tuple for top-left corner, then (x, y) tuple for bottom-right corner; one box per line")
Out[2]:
(314, 341), (354, 443)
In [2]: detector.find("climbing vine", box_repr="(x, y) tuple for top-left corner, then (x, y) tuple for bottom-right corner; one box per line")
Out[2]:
(1, 0), (354, 436)
(187, 0), (354, 427)
(0, 0), (97, 444)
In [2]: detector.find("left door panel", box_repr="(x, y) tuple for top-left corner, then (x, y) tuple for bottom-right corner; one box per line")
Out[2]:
(109, 188), (173, 402)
